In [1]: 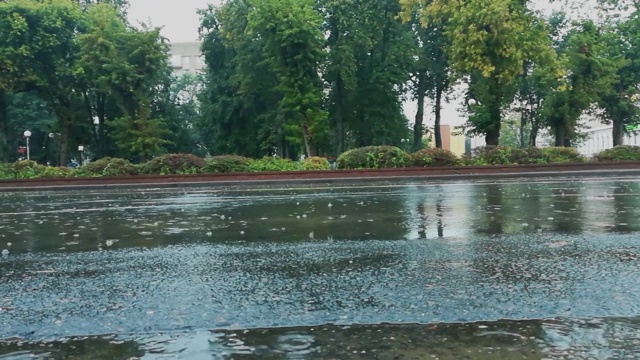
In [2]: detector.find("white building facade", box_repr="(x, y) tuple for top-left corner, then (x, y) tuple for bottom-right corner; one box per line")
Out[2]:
(469, 122), (639, 158)
(577, 125), (640, 157)
(168, 42), (204, 75)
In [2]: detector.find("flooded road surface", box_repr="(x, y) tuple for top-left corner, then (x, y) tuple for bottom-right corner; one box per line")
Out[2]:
(1, 177), (640, 358)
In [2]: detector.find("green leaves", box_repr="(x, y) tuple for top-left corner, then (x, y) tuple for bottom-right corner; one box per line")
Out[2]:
(0, 0), (178, 163)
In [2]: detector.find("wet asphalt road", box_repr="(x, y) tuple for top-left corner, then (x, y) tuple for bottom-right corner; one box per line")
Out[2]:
(1, 177), (640, 358)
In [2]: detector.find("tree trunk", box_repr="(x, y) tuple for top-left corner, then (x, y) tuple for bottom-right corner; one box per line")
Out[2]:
(58, 121), (70, 166)
(301, 122), (315, 157)
(529, 122), (539, 147)
(97, 94), (106, 158)
(612, 117), (624, 146)
(335, 77), (345, 155)
(484, 104), (501, 146)
(435, 197), (444, 238)
(0, 90), (8, 162)
(554, 124), (565, 147)
(434, 84), (443, 149)
(519, 111), (526, 148)
(413, 76), (425, 151)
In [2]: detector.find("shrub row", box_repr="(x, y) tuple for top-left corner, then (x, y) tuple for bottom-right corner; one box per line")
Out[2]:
(0, 145), (638, 180)
(335, 145), (587, 169)
(0, 154), (331, 180)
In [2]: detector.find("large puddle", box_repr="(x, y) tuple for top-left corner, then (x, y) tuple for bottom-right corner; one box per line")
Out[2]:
(1, 177), (640, 358)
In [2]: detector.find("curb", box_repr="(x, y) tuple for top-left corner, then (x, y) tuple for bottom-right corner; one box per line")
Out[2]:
(1, 167), (639, 192)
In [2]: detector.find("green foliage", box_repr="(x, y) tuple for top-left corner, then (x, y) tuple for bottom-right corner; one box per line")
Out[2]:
(247, 157), (301, 172)
(203, 155), (251, 173)
(199, 0), (413, 157)
(80, 5), (174, 160)
(598, 12), (640, 145)
(541, 147), (584, 163)
(542, 20), (622, 146)
(1, 160), (70, 179)
(0, 0), (85, 162)
(402, 0), (560, 146)
(301, 156), (330, 170)
(74, 157), (138, 177)
(508, 147), (545, 165)
(469, 146), (554, 165)
(594, 145), (640, 161)
(10, 161), (45, 179)
(337, 146), (411, 169)
(247, 0), (329, 155)
(140, 153), (206, 175)
(468, 146), (515, 165)
(0, 162), (9, 179)
(411, 148), (459, 167)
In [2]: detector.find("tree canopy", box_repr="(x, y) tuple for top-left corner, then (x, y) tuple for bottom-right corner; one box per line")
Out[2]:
(2, 0), (638, 165)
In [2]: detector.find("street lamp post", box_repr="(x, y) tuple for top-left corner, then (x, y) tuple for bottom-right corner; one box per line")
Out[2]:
(78, 145), (84, 166)
(23, 130), (32, 160)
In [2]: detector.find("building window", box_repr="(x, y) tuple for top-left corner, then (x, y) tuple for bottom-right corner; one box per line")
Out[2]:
(181, 56), (190, 70)
(170, 55), (181, 68)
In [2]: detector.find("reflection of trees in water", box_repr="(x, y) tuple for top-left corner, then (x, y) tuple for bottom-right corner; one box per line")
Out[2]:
(468, 184), (585, 287)
(223, 194), (411, 241)
(550, 185), (584, 233)
(436, 196), (444, 238)
(5, 188), (415, 253)
(0, 336), (145, 360)
(611, 181), (640, 233)
(415, 186), (445, 239)
(473, 184), (505, 235)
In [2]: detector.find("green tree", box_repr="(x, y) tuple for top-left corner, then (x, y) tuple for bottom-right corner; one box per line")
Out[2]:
(512, 12), (568, 147)
(542, 19), (621, 146)
(401, 0), (559, 146)
(198, 1), (274, 157)
(156, 73), (202, 155)
(349, 0), (414, 148)
(7, 91), (57, 163)
(247, 0), (328, 156)
(407, 12), (453, 150)
(0, 0), (84, 162)
(318, 0), (359, 154)
(598, 12), (640, 145)
(78, 4), (172, 160)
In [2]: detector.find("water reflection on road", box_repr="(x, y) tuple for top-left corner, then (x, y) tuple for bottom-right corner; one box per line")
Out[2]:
(1, 177), (640, 358)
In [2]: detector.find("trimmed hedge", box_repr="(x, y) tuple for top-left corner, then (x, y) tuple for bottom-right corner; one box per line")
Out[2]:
(411, 148), (459, 167)
(1, 160), (70, 179)
(337, 146), (411, 169)
(594, 145), (640, 162)
(247, 157), (301, 172)
(301, 156), (330, 170)
(541, 147), (584, 163)
(1, 145), (636, 180)
(75, 157), (138, 177)
(466, 146), (582, 165)
(204, 155), (250, 173)
(139, 153), (206, 175)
